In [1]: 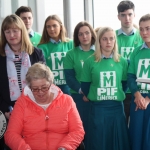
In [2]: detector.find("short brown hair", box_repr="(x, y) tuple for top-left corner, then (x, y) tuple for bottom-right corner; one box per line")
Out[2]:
(15, 6), (32, 16)
(139, 14), (150, 25)
(117, 0), (134, 13)
(73, 21), (96, 47)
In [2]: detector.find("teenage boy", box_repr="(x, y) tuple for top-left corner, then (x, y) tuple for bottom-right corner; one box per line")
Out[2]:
(15, 6), (41, 47)
(116, 0), (143, 124)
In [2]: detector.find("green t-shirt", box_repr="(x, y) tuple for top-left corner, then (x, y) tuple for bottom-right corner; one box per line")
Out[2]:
(38, 40), (73, 85)
(128, 45), (150, 94)
(30, 32), (41, 47)
(116, 30), (143, 60)
(80, 56), (128, 101)
(64, 46), (94, 93)
(116, 29), (143, 93)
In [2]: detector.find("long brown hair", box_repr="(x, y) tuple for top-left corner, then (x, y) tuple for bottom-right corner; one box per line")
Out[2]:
(73, 21), (96, 47)
(39, 15), (69, 45)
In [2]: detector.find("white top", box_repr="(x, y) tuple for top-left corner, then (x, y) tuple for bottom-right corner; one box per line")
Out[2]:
(24, 84), (58, 110)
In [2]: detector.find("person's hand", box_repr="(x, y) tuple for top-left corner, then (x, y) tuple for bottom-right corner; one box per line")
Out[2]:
(80, 90), (89, 102)
(83, 95), (89, 102)
(144, 96), (150, 109)
(5, 112), (11, 119)
(134, 91), (145, 111)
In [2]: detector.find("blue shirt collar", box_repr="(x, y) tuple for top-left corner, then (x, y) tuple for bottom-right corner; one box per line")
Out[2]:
(79, 45), (95, 51)
(101, 53), (113, 59)
(29, 29), (34, 38)
(50, 38), (61, 44)
(117, 28), (136, 36)
(140, 42), (149, 50)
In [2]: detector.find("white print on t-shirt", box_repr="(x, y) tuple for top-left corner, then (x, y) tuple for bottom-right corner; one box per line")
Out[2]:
(120, 47), (134, 59)
(51, 52), (67, 85)
(137, 59), (150, 91)
(97, 71), (117, 100)
(80, 60), (84, 68)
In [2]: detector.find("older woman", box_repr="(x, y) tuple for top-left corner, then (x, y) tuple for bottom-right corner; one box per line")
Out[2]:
(0, 14), (45, 149)
(80, 27), (130, 150)
(4, 63), (85, 150)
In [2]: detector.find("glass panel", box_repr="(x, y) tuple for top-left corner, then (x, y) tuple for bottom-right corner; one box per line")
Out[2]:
(44, 0), (64, 22)
(132, 0), (150, 28)
(0, 0), (12, 29)
(93, 0), (121, 30)
(93, 0), (150, 30)
(0, 0), (11, 18)
(70, 0), (84, 38)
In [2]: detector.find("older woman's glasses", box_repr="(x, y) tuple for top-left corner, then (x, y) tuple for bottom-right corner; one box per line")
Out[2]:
(30, 84), (51, 93)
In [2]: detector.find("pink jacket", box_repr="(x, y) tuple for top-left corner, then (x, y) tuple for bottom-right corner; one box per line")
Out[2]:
(4, 85), (85, 150)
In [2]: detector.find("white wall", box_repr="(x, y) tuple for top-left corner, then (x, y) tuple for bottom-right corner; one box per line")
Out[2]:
(44, 0), (63, 21)
(0, 0), (12, 18)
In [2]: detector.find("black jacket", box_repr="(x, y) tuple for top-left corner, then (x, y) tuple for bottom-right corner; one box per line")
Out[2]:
(0, 47), (45, 113)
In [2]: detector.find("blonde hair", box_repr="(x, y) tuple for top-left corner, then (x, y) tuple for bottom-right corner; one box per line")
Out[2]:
(94, 27), (101, 35)
(94, 27), (120, 62)
(0, 14), (33, 56)
(39, 15), (69, 45)
(26, 63), (54, 86)
(133, 23), (139, 29)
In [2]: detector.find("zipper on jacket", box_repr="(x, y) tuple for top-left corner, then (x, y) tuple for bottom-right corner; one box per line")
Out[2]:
(45, 115), (49, 120)
(45, 114), (49, 149)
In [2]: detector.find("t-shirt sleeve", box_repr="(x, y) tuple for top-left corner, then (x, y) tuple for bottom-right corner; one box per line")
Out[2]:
(128, 48), (137, 74)
(37, 45), (46, 57)
(64, 50), (74, 69)
(66, 40), (74, 51)
(122, 57), (128, 81)
(69, 40), (74, 49)
(37, 44), (42, 50)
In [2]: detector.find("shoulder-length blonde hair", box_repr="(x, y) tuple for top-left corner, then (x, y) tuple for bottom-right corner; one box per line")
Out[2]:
(0, 14), (33, 56)
(39, 15), (69, 45)
(94, 27), (120, 62)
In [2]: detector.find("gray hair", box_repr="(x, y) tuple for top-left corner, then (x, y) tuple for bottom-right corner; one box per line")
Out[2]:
(26, 63), (54, 86)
